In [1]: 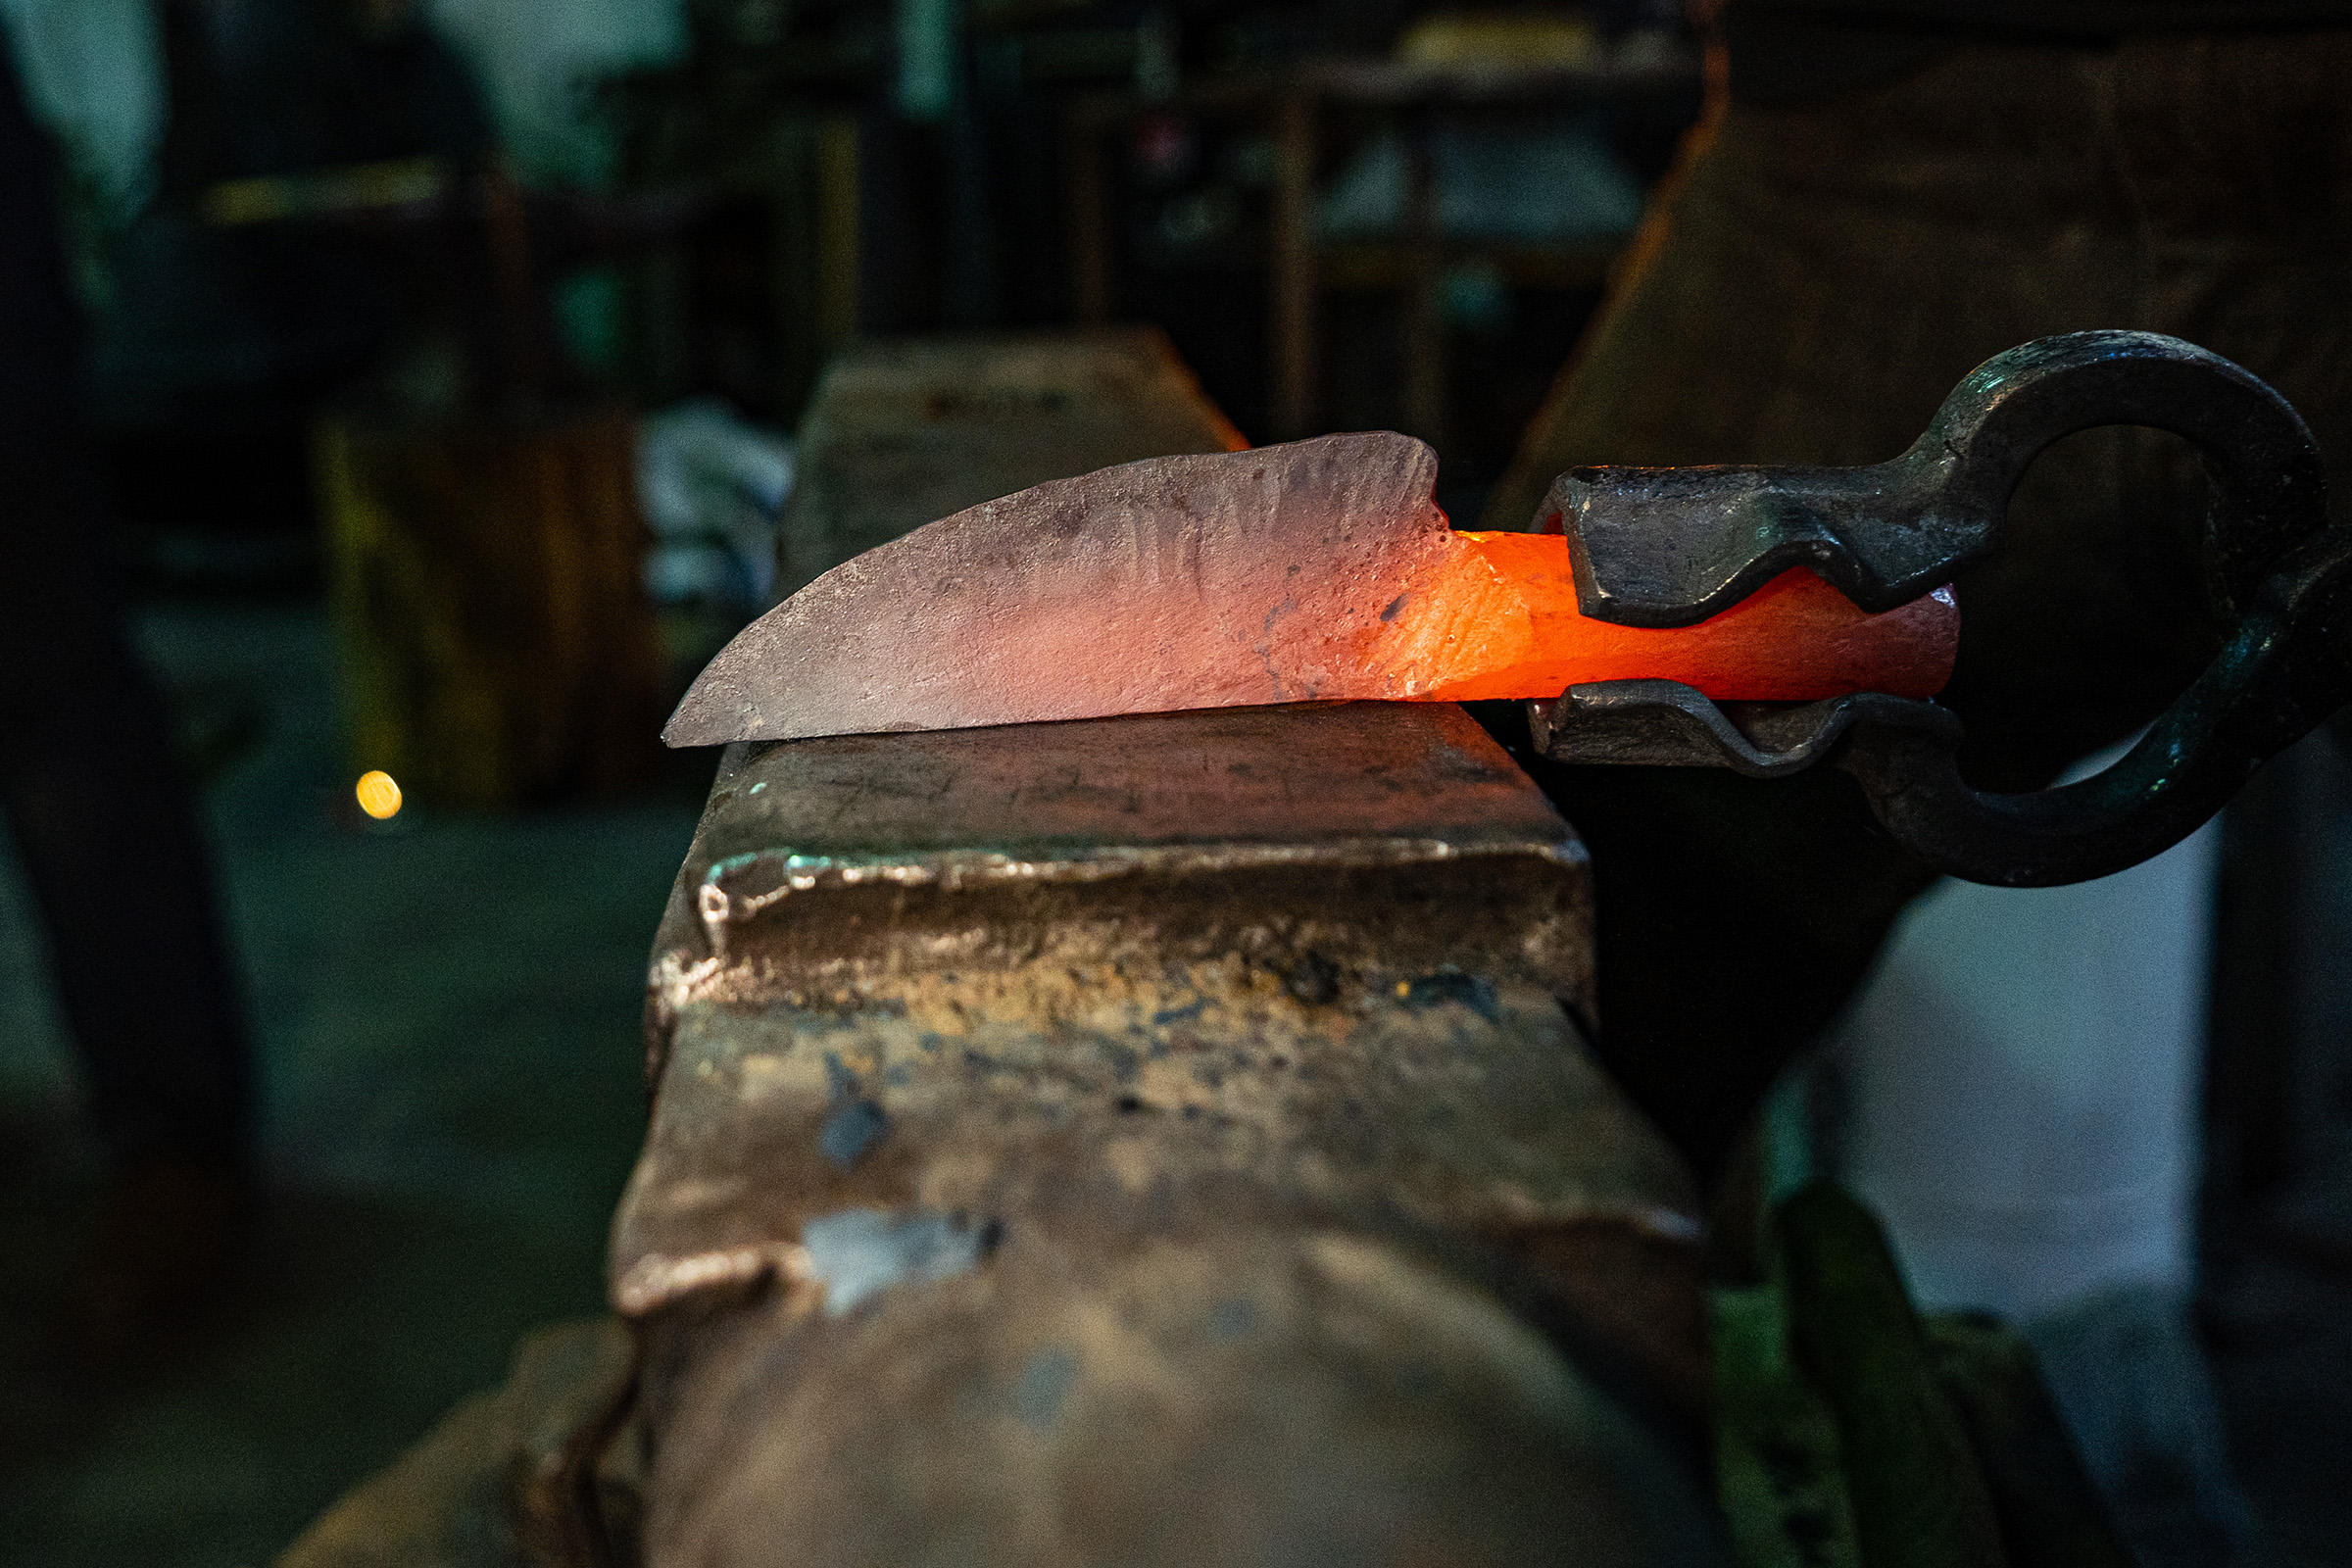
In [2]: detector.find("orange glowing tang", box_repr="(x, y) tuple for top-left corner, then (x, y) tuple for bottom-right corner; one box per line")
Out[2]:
(663, 431), (1956, 746)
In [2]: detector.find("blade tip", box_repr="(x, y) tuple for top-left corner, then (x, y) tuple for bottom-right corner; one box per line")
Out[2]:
(661, 706), (736, 749)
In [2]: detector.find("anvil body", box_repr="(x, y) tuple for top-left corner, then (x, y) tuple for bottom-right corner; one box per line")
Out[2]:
(617, 701), (1717, 1567)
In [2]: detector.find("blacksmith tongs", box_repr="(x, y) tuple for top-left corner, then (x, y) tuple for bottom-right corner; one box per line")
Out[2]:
(1527, 330), (2352, 887)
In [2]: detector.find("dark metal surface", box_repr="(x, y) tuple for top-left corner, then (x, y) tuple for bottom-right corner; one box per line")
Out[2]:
(1533, 332), (2352, 886)
(620, 700), (1724, 1567)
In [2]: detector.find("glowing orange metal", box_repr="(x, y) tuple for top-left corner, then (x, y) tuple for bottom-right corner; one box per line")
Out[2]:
(1382, 531), (1955, 705)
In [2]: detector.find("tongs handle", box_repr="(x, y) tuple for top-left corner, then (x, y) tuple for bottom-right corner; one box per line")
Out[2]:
(1530, 331), (2352, 888)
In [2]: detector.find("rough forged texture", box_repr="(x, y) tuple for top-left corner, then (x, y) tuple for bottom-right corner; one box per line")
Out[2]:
(621, 702), (1721, 1567)
(666, 432), (1453, 745)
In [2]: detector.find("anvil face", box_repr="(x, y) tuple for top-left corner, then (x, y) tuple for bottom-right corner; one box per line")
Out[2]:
(663, 432), (1957, 747)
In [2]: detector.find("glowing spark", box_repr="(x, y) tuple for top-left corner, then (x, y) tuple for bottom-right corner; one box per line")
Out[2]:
(356, 770), (403, 820)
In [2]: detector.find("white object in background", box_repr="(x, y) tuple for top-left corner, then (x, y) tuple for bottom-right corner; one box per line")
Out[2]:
(0, 0), (165, 221)
(422, 0), (686, 185)
(893, 0), (957, 122)
(1830, 737), (2221, 1321)
(637, 400), (795, 612)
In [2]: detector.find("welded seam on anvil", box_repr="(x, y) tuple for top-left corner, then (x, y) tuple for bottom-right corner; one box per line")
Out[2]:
(689, 837), (1589, 956)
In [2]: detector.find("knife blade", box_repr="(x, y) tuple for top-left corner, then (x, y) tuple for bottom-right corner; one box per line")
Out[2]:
(662, 431), (1956, 747)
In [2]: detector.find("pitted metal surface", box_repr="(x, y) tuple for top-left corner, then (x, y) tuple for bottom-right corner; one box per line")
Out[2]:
(623, 956), (1685, 1318)
(617, 700), (1718, 1567)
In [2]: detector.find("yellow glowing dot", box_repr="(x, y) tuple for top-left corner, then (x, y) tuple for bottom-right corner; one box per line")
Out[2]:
(356, 770), (403, 820)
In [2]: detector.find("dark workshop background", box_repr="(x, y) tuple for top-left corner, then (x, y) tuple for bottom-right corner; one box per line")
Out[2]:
(0, 2), (2345, 1564)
